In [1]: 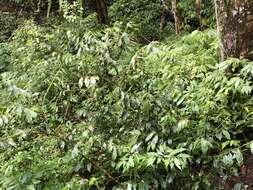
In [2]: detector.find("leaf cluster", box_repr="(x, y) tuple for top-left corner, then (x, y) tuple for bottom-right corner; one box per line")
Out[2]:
(1, 18), (253, 190)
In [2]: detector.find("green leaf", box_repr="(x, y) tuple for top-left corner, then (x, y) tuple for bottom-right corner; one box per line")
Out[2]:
(233, 183), (243, 190)
(233, 149), (243, 166)
(222, 140), (239, 150)
(222, 130), (231, 140)
(241, 62), (253, 76)
(127, 183), (132, 190)
(71, 144), (79, 158)
(163, 158), (171, 169)
(88, 177), (97, 187)
(27, 185), (36, 190)
(250, 142), (253, 154)
(147, 156), (156, 167)
(0, 118), (3, 127)
(112, 147), (117, 160)
(222, 153), (234, 166)
(201, 138), (212, 155)
(175, 119), (189, 133)
(145, 132), (155, 142)
(138, 182), (149, 190)
(2, 115), (8, 124)
(128, 156), (134, 168)
(131, 142), (141, 153)
(78, 77), (84, 88)
(24, 108), (38, 123)
(173, 158), (182, 170)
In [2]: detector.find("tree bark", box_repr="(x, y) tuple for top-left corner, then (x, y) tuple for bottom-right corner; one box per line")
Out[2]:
(85, 0), (108, 24)
(215, 0), (253, 61)
(95, 0), (108, 24)
(160, 0), (169, 32)
(195, 0), (202, 29)
(172, 0), (181, 34)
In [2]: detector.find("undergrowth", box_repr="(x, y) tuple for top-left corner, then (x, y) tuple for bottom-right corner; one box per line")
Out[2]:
(1, 17), (253, 190)
(0, 13), (24, 42)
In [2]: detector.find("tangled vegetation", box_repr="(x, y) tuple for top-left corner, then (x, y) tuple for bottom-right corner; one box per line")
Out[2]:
(1, 0), (253, 189)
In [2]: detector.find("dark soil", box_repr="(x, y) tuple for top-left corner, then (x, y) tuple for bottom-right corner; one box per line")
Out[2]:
(220, 152), (253, 190)
(0, 1), (16, 13)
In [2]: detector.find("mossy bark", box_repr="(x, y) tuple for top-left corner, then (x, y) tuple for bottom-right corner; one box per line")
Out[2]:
(215, 0), (253, 61)
(172, 0), (181, 34)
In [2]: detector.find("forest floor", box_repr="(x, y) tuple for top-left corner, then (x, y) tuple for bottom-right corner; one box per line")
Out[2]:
(219, 152), (253, 189)
(0, 1), (15, 13)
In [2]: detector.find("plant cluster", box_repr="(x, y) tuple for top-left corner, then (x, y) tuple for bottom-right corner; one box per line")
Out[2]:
(109, 0), (174, 42)
(178, 0), (216, 31)
(1, 14), (253, 189)
(0, 13), (24, 43)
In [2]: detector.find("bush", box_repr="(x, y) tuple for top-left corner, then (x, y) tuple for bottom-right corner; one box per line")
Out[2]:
(178, 0), (216, 31)
(0, 13), (23, 42)
(0, 43), (10, 73)
(1, 19), (253, 190)
(109, 0), (174, 42)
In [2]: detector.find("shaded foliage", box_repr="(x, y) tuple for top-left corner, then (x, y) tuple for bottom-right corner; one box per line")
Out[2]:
(1, 18), (253, 189)
(0, 1), (252, 190)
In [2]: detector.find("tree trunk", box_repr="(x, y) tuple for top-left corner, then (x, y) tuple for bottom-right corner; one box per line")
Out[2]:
(215, 0), (253, 61)
(172, 0), (181, 34)
(195, 0), (201, 29)
(160, 0), (169, 32)
(95, 0), (108, 24)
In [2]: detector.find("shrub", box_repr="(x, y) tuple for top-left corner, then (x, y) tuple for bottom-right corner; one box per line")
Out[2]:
(1, 19), (253, 190)
(109, 0), (174, 42)
(0, 13), (24, 42)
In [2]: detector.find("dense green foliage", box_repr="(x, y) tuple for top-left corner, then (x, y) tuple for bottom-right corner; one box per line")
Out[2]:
(0, 13), (24, 42)
(1, 19), (253, 189)
(109, 0), (173, 42)
(178, 0), (215, 30)
(1, 0), (253, 189)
